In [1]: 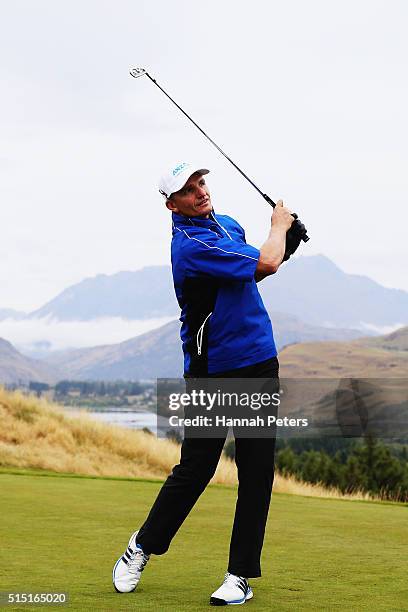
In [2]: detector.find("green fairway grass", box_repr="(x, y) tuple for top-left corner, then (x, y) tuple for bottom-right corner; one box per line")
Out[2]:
(1, 471), (407, 611)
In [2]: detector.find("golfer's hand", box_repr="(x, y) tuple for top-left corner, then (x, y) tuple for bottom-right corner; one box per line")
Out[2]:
(271, 200), (294, 232)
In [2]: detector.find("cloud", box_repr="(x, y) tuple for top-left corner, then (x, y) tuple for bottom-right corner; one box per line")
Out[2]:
(0, 316), (176, 354)
(359, 322), (405, 335)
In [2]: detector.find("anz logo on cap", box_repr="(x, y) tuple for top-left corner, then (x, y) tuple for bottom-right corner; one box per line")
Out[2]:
(172, 162), (189, 176)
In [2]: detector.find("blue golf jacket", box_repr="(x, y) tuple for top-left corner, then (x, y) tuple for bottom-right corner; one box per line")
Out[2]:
(171, 211), (277, 375)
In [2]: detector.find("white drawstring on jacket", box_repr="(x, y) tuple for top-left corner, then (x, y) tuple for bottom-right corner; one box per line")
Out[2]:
(197, 312), (212, 355)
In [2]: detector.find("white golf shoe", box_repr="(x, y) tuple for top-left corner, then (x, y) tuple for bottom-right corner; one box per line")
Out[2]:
(112, 531), (150, 593)
(210, 572), (253, 605)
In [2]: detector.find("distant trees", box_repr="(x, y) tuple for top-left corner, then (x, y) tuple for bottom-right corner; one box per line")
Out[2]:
(28, 381), (50, 397)
(274, 436), (408, 502)
(54, 380), (148, 398)
(222, 436), (408, 501)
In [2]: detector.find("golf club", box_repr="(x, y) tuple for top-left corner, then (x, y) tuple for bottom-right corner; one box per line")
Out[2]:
(130, 67), (309, 245)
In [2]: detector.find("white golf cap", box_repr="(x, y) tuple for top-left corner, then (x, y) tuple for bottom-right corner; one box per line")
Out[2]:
(158, 161), (210, 199)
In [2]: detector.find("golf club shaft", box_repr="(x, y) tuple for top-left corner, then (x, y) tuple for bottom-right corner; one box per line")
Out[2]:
(143, 72), (276, 207)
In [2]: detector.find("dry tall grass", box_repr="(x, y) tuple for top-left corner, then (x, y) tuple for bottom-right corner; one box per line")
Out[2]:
(0, 388), (236, 483)
(0, 388), (375, 500)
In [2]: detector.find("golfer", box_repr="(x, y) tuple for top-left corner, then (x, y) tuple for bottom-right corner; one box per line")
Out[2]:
(113, 162), (294, 605)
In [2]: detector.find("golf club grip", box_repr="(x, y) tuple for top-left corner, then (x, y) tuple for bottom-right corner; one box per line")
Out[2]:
(263, 194), (309, 242)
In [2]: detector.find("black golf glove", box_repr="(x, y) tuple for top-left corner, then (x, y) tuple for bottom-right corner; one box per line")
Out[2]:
(283, 215), (307, 262)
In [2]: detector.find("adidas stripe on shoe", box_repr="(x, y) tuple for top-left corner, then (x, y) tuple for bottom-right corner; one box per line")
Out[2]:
(210, 572), (253, 605)
(112, 531), (150, 593)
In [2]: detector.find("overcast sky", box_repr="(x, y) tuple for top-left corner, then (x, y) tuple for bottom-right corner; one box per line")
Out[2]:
(1, 0), (407, 311)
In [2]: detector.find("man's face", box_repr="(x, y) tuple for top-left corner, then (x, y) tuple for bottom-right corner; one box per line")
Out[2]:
(166, 172), (212, 218)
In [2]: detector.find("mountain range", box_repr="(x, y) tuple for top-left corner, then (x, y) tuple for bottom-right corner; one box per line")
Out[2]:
(1, 254), (407, 383)
(41, 313), (367, 381)
(0, 338), (60, 384)
(259, 255), (408, 329)
(1, 324), (407, 384)
(28, 268), (177, 321)
(5, 255), (406, 330)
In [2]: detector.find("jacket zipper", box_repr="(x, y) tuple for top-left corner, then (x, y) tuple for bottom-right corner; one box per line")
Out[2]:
(197, 312), (212, 356)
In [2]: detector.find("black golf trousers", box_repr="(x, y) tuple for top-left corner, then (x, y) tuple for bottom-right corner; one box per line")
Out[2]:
(136, 356), (279, 578)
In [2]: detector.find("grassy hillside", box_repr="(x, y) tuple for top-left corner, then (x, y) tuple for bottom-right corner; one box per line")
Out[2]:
(355, 325), (408, 351)
(0, 387), (234, 484)
(1, 472), (407, 611)
(0, 387), (378, 500)
(280, 326), (408, 377)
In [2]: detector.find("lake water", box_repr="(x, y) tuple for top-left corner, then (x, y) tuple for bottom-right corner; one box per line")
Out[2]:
(64, 406), (170, 436)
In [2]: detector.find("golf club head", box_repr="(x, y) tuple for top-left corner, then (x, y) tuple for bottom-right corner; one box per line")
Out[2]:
(130, 67), (147, 79)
